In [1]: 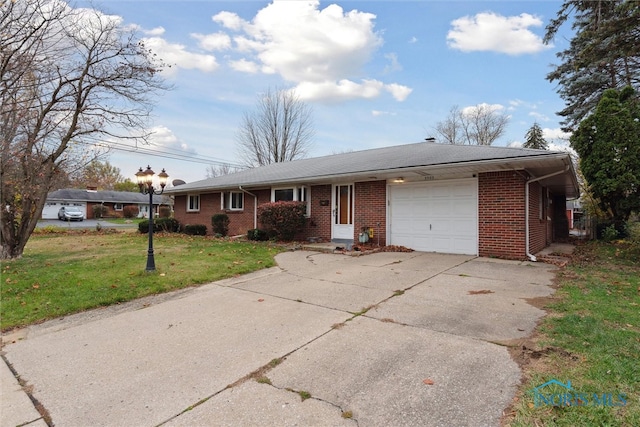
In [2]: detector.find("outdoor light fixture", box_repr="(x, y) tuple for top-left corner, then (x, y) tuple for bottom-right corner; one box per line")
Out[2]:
(135, 166), (168, 272)
(392, 177), (405, 183)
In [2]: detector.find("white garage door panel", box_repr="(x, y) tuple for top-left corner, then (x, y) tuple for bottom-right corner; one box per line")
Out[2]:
(389, 179), (478, 255)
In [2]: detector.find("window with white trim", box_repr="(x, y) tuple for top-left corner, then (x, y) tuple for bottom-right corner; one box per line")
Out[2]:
(114, 203), (123, 211)
(187, 194), (200, 212)
(229, 192), (244, 211)
(271, 186), (310, 216)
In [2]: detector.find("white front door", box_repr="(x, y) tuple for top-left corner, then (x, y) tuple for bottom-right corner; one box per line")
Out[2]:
(332, 184), (354, 240)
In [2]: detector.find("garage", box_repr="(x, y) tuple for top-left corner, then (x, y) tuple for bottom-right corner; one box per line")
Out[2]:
(41, 202), (87, 220)
(388, 178), (478, 255)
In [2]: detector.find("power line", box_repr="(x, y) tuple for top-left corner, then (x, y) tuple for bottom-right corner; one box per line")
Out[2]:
(75, 137), (245, 168)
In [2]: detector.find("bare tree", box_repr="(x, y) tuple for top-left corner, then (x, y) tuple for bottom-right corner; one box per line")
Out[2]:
(237, 87), (315, 167)
(205, 163), (242, 178)
(1, 0), (168, 259)
(434, 105), (465, 145)
(433, 104), (509, 145)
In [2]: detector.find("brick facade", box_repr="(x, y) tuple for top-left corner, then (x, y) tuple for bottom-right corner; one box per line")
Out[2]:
(478, 171), (527, 259)
(354, 180), (387, 246)
(175, 175), (564, 259)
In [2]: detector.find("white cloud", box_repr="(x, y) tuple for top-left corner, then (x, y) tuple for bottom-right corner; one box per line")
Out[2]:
(144, 26), (165, 37)
(447, 12), (551, 55)
(149, 125), (196, 154)
(383, 53), (402, 73)
(385, 83), (412, 101)
(212, 10), (245, 31)
(372, 110), (397, 117)
(529, 111), (550, 122)
(191, 32), (231, 51)
(543, 127), (571, 141)
(142, 37), (219, 75)
(212, 0), (410, 102)
(462, 102), (505, 116)
(409, 36), (418, 44)
(294, 79), (384, 102)
(229, 58), (260, 73)
(508, 141), (523, 148)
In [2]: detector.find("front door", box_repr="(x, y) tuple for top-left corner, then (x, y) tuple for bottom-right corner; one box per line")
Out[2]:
(332, 184), (354, 240)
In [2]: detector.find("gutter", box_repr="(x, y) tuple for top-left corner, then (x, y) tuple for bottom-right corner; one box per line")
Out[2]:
(239, 186), (258, 229)
(525, 165), (570, 262)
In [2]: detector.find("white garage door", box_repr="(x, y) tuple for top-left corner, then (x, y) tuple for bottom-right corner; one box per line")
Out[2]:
(41, 202), (87, 219)
(388, 179), (477, 255)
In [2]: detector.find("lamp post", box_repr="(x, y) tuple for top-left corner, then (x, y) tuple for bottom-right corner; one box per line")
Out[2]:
(135, 165), (169, 272)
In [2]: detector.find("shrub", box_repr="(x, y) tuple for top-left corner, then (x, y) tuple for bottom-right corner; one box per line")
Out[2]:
(257, 201), (307, 241)
(184, 224), (207, 236)
(93, 204), (108, 219)
(138, 218), (180, 234)
(212, 214), (230, 236)
(247, 229), (269, 241)
(601, 224), (619, 242)
(123, 205), (139, 219)
(159, 206), (171, 218)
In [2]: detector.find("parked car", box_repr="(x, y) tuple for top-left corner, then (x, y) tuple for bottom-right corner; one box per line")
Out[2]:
(58, 206), (84, 221)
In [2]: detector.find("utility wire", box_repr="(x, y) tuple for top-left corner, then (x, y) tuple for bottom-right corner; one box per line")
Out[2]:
(74, 138), (245, 168)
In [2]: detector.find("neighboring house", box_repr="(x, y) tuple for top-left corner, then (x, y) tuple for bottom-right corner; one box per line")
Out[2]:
(165, 142), (579, 260)
(43, 188), (173, 220)
(566, 199), (584, 229)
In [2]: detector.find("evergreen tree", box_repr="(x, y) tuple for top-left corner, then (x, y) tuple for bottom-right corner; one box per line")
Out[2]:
(523, 123), (548, 150)
(544, 1), (639, 131)
(570, 87), (640, 223)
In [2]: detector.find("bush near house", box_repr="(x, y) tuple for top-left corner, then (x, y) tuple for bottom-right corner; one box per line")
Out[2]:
(184, 224), (207, 236)
(247, 229), (269, 241)
(159, 206), (171, 218)
(93, 205), (108, 219)
(212, 214), (230, 237)
(257, 201), (307, 241)
(138, 218), (180, 233)
(123, 205), (139, 219)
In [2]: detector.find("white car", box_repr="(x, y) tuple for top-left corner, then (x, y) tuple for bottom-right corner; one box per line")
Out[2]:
(58, 206), (84, 221)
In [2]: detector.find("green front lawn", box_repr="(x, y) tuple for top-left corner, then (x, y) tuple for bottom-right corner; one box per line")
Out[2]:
(506, 240), (640, 426)
(1, 231), (283, 331)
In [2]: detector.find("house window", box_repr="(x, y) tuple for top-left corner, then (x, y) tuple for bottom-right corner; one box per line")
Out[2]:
(271, 186), (310, 216)
(114, 203), (123, 211)
(229, 192), (243, 211)
(187, 194), (200, 212)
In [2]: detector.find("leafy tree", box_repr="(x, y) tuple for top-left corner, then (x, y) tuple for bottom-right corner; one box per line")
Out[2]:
(75, 160), (124, 190)
(570, 87), (640, 224)
(237, 87), (315, 167)
(114, 179), (139, 192)
(434, 104), (509, 145)
(523, 123), (548, 150)
(544, 0), (640, 131)
(0, 0), (168, 259)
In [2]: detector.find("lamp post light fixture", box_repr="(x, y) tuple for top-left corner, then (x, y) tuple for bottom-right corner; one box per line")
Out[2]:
(135, 165), (169, 272)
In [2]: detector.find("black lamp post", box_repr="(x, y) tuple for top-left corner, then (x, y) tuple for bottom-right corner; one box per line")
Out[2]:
(135, 165), (169, 272)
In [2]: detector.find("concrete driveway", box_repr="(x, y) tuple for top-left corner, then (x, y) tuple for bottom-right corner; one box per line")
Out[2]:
(1, 251), (557, 427)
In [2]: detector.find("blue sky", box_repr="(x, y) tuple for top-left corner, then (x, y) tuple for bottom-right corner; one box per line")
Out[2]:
(79, 1), (574, 184)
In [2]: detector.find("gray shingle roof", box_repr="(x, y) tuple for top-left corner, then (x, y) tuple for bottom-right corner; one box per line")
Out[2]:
(168, 141), (572, 193)
(47, 189), (171, 205)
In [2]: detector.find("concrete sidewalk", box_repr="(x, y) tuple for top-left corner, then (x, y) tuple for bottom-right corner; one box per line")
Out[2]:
(1, 251), (558, 426)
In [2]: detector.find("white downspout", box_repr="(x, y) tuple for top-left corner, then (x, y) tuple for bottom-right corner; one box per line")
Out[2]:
(525, 166), (570, 262)
(239, 186), (257, 229)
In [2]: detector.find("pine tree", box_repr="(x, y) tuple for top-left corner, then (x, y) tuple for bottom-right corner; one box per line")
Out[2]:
(523, 123), (548, 150)
(544, 1), (640, 131)
(570, 87), (640, 223)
